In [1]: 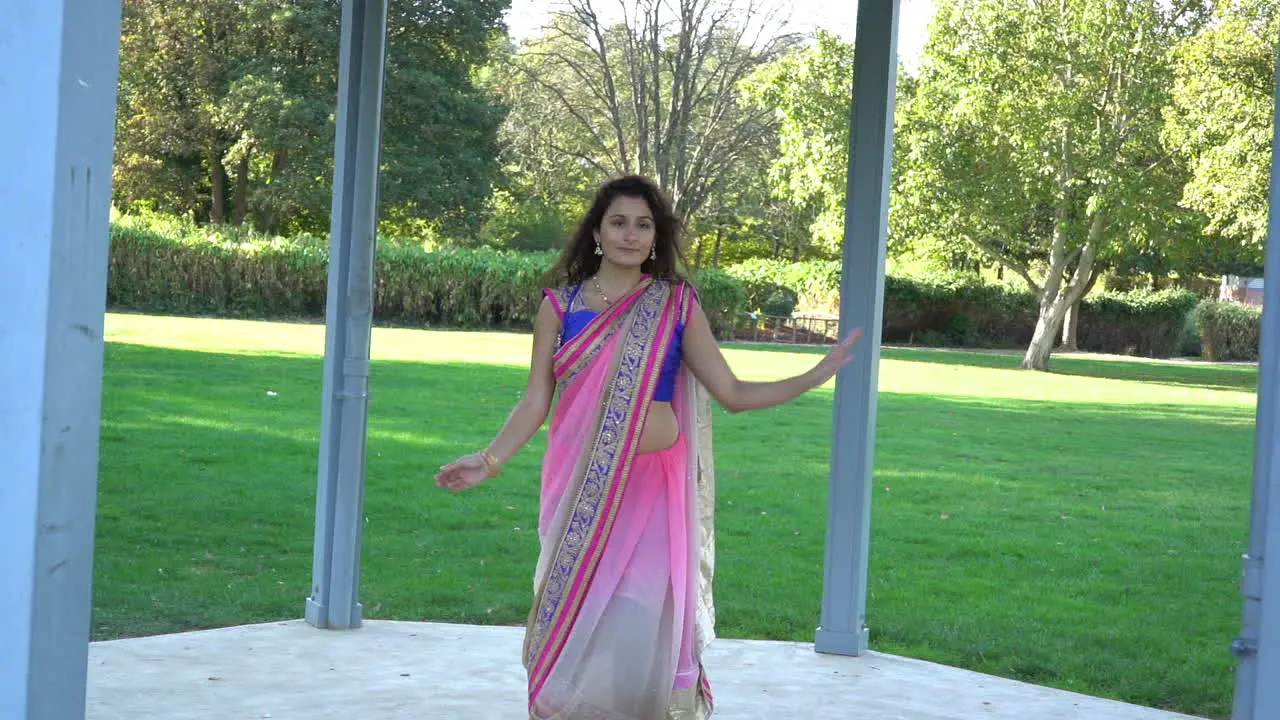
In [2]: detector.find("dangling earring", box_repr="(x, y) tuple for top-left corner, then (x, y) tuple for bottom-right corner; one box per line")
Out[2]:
(594, 239), (603, 256)
(649, 246), (657, 261)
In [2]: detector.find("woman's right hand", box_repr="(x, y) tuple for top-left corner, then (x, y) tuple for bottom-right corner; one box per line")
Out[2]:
(812, 328), (864, 382)
(435, 453), (492, 492)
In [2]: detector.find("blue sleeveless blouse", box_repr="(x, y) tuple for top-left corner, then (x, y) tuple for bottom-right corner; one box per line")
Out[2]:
(560, 288), (684, 402)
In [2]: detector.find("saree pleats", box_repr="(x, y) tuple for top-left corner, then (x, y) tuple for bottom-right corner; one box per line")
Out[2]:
(526, 280), (715, 720)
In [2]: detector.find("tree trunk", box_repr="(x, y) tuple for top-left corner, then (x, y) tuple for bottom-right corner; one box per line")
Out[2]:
(1022, 213), (1103, 370)
(1061, 299), (1082, 352)
(712, 229), (724, 268)
(1024, 116), (1083, 372)
(209, 149), (227, 224)
(269, 148), (287, 184)
(258, 149), (288, 234)
(1060, 269), (1098, 352)
(694, 232), (708, 270)
(232, 154), (250, 226)
(1023, 305), (1065, 370)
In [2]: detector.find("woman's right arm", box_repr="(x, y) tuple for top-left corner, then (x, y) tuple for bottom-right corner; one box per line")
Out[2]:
(682, 299), (860, 414)
(435, 296), (560, 490)
(484, 296), (561, 466)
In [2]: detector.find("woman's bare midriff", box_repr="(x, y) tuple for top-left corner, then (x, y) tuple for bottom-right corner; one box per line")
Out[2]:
(638, 401), (680, 453)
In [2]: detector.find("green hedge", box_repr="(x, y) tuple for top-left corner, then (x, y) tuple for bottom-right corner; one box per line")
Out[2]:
(882, 272), (1038, 348)
(1194, 300), (1263, 362)
(724, 258), (1199, 357)
(1078, 290), (1201, 359)
(107, 221), (746, 336)
(687, 268), (748, 338)
(724, 258), (842, 313)
(107, 218), (1206, 358)
(109, 223), (332, 318)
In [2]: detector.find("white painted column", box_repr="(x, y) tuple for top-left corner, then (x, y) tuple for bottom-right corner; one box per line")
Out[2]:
(1231, 38), (1280, 720)
(817, 0), (902, 656)
(0, 1), (123, 717)
(306, 0), (389, 630)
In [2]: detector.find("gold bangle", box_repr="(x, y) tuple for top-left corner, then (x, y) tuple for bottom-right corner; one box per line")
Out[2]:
(479, 449), (502, 477)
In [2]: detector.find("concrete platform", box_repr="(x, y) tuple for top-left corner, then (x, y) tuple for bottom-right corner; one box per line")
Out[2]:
(86, 620), (1205, 720)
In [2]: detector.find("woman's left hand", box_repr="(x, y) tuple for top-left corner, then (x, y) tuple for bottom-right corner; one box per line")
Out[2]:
(435, 453), (492, 492)
(813, 328), (864, 381)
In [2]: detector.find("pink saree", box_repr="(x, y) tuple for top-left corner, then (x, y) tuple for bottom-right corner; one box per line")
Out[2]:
(524, 278), (717, 720)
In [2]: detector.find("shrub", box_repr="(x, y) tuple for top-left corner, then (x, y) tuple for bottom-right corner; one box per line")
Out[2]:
(914, 329), (954, 348)
(881, 270), (1039, 347)
(724, 258), (840, 313)
(1177, 310), (1203, 358)
(1077, 289), (1200, 358)
(761, 287), (799, 318)
(689, 267), (749, 337)
(724, 259), (1200, 356)
(108, 217), (747, 337)
(949, 313), (979, 346)
(1194, 300), (1262, 362)
(107, 215), (1209, 356)
(108, 222), (330, 318)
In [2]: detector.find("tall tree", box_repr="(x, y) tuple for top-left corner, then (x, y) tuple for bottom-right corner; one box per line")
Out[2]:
(1164, 0), (1278, 271)
(897, 0), (1208, 370)
(379, 0), (510, 236)
(114, 0), (279, 225)
(740, 32), (924, 261)
(114, 0), (509, 236)
(480, 38), (600, 248)
(740, 31), (911, 258)
(686, 155), (802, 266)
(499, 0), (796, 223)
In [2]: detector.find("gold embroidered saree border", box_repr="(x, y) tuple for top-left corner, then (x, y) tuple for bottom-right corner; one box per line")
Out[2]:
(525, 281), (678, 698)
(552, 279), (653, 386)
(525, 684), (711, 720)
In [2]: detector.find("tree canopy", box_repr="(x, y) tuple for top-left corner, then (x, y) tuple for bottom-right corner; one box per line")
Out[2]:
(895, 0), (1210, 368)
(110, 0), (1279, 360)
(1164, 0), (1277, 274)
(114, 0), (510, 236)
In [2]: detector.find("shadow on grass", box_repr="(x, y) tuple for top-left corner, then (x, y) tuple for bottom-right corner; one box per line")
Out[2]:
(99, 341), (1248, 718)
(727, 339), (1257, 394)
(1048, 356), (1257, 394)
(97, 342), (545, 641)
(882, 346), (1258, 394)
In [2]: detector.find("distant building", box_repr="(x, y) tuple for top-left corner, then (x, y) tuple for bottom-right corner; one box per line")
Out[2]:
(1221, 275), (1265, 307)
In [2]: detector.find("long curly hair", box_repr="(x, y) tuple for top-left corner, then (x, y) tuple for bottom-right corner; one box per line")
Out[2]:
(543, 175), (688, 287)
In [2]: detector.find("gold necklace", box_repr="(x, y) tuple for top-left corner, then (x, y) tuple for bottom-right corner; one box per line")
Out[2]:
(591, 275), (612, 306)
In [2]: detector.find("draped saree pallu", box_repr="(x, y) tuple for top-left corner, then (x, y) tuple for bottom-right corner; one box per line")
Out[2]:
(524, 278), (717, 720)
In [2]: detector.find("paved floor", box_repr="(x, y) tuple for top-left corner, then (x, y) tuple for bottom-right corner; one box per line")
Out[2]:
(86, 620), (1205, 720)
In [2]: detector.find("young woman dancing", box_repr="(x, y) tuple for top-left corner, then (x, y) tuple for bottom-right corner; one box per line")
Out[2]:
(436, 175), (861, 719)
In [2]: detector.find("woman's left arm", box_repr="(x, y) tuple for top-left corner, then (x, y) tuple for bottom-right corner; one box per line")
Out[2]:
(681, 300), (862, 414)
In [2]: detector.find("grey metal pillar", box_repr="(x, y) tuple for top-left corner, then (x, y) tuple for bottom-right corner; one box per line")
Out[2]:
(1231, 40), (1280, 720)
(816, 0), (901, 656)
(0, 1), (122, 717)
(305, 0), (389, 630)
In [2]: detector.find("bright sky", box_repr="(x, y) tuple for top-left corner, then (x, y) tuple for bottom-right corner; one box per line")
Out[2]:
(504, 0), (938, 66)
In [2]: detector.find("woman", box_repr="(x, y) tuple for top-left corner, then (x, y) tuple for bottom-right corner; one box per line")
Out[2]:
(435, 175), (861, 719)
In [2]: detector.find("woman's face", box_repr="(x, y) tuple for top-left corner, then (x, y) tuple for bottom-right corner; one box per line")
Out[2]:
(594, 195), (656, 270)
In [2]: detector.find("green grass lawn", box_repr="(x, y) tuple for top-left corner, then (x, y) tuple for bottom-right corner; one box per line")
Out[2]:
(95, 313), (1258, 718)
